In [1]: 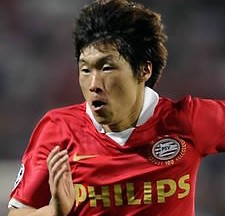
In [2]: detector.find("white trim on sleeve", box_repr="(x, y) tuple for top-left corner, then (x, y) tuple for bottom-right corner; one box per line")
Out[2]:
(8, 198), (32, 209)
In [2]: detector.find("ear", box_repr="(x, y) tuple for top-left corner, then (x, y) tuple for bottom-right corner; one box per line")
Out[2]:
(138, 62), (152, 83)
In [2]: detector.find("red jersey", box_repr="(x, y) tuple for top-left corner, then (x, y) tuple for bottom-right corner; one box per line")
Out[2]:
(9, 95), (225, 216)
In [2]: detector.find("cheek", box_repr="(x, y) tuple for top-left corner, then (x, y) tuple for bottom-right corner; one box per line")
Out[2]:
(79, 76), (89, 96)
(112, 74), (137, 93)
(108, 77), (137, 103)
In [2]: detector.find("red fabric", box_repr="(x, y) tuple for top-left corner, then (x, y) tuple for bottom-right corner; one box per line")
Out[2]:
(10, 97), (225, 215)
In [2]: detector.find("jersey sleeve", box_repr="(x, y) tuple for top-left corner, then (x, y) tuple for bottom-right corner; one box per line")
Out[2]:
(9, 112), (70, 209)
(187, 97), (225, 156)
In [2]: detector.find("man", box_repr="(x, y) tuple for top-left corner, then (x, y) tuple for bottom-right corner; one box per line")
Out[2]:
(8, 0), (225, 215)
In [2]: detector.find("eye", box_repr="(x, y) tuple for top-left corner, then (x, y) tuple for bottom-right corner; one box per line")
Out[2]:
(80, 68), (90, 74)
(102, 65), (114, 72)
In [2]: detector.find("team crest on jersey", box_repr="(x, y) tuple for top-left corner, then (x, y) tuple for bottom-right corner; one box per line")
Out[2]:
(148, 136), (186, 166)
(12, 163), (25, 191)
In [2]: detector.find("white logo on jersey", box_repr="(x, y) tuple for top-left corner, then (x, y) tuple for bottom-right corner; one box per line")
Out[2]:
(152, 138), (181, 161)
(12, 163), (25, 191)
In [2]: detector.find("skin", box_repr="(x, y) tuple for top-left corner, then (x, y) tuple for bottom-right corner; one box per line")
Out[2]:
(79, 43), (152, 132)
(8, 43), (152, 216)
(8, 146), (74, 216)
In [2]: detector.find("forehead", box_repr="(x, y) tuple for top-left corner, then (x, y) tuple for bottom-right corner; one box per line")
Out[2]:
(79, 43), (125, 63)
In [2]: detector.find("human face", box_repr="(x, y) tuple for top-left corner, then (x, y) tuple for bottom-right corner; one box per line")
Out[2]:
(79, 44), (148, 132)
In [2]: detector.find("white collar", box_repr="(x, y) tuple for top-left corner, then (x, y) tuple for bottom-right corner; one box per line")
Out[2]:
(86, 87), (159, 146)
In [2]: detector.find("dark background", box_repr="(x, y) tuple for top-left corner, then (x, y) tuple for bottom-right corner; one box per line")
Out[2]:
(0, 0), (224, 215)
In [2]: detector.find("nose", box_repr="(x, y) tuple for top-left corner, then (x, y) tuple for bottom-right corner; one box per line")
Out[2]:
(89, 71), (103, 93)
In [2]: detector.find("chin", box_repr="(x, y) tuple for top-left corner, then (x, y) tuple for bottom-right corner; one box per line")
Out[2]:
(94, 114), (111, 125)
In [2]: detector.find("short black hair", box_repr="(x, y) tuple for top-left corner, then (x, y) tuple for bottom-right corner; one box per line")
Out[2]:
(73, 0), (168, 88)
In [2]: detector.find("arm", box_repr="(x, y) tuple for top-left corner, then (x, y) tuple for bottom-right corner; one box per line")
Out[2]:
(189, 98), (225, 155)
(8, 146), (75, 216)
(8, 206), (54, 216)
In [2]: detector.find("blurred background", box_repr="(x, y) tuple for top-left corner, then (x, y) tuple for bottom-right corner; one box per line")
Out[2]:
(0, 0), (224, 215)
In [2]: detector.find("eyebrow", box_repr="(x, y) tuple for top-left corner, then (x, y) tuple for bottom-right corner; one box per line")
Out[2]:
(79, 54), (116, 67)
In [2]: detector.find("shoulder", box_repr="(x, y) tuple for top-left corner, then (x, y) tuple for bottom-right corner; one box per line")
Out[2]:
(165, 95), (225, 118)
(42, 102), (89, 126)
(155, 95), (224, 127)
(156, 95), (218, 113)
(152, 95), (197, 133)
(46, 102), (86, 119)
(31, 102), (89, 135)
(156, 95), (193, 114)
(22, 103), (88, 157)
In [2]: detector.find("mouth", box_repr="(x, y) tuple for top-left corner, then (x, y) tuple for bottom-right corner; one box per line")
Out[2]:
(91, 100), (107, 111)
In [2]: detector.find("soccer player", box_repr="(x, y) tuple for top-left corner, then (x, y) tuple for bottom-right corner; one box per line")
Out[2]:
(8, 0), (225, 216)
